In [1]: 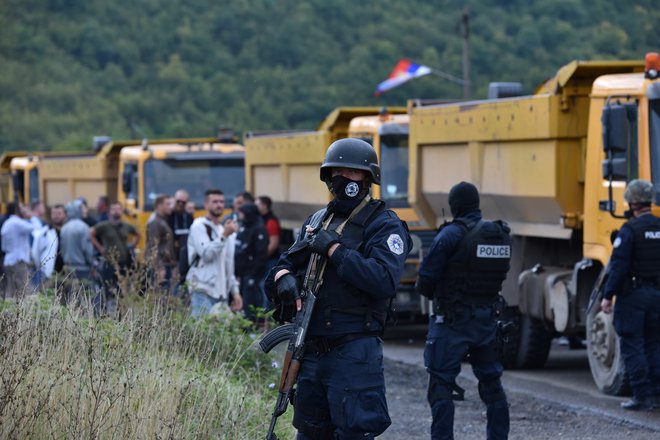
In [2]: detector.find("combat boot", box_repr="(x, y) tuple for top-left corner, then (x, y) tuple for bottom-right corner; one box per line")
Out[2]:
(620, 396), (654, 411)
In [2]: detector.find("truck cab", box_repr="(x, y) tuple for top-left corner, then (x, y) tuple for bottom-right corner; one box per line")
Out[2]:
(118, 138), (245, 250)
(348, 113), (433, 317)
(0, 151), (28, 212)
(9, 155), (39, 205)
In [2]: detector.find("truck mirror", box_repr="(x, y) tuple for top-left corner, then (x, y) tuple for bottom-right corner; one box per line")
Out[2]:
(601, 104), (629, 152)
(122, 169), (133, 194)
(601, 158), (628, 181)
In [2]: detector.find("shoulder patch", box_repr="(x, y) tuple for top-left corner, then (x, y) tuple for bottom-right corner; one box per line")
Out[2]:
(387, 234), (405, 255)
(613, 237), (622, 248)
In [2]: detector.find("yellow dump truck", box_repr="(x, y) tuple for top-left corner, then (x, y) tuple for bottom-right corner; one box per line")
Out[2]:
(244, 106), (432, 318)
(1, 136), (125, 211)
(38, 139), (122, 208)
(118, 137), (245, 249)
(408, 55), (659, 394)
(6, 137), (122, 210)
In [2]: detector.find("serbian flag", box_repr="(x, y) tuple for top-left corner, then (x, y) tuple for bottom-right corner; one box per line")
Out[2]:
(375, 59), (432, 95)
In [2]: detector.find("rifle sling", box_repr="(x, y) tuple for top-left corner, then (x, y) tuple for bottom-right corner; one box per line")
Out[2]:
(305, 195), (372, 293)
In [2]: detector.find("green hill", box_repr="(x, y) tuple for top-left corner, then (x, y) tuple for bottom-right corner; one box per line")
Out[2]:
(0, 0), (657, 150)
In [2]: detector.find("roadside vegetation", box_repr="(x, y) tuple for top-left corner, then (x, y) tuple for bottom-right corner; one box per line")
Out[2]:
(0, 279), (294, 439)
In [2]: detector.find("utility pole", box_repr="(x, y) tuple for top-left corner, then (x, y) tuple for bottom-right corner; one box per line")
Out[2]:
(460, 7), (471, 100)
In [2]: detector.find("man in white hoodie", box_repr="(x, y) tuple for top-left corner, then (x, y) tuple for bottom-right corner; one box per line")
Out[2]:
(187, 188), (243, 317)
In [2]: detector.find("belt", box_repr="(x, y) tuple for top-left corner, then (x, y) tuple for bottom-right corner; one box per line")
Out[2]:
(304, 333), (379, 355)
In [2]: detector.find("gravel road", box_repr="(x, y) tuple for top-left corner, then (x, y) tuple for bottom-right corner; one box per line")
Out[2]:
(381, 359), (660, 440)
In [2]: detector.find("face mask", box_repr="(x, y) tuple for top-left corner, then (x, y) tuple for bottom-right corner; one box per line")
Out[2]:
(330, 175), (367, 201)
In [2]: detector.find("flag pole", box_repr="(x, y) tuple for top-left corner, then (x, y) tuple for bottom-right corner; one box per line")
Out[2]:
(460, 7), (471, 99)
(428, 69), (465, 86)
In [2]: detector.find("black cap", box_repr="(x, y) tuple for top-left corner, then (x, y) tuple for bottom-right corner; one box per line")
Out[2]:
(449, 181), (480, 218)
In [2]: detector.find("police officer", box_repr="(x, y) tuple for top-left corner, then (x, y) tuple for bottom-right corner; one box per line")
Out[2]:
(416, 181), (511, 440)
(600, 179), (660, 410)
(266, 138), (411, 439)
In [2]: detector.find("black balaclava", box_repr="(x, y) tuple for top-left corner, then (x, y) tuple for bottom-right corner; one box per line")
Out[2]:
(448, 181), (480, 218)
(327, 175), (370, 216)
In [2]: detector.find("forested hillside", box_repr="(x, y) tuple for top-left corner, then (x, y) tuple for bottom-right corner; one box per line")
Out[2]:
(0, 0), (658, 150)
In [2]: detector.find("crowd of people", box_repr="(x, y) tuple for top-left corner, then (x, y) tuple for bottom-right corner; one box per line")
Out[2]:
(0, 189), (282, 322)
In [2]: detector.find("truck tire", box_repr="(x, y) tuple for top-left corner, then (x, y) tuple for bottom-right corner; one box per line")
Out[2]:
(586, 307), (630, 396)
(515, 314), (553, 368)
(500, 308), (552, 369)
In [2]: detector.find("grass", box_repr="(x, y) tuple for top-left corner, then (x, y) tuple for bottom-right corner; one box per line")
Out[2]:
(0, 278), (295, 439)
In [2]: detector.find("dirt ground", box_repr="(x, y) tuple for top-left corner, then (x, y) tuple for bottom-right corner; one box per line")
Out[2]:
(381, 359), (660, 440)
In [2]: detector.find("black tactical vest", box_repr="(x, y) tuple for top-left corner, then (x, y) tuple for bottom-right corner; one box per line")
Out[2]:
(627, 215), (660, 280)
(441, 218), (512, 305)
(313, 199), (390, 333)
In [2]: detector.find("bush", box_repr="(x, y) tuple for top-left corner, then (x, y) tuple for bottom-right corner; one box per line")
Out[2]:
(0, 288), (295, 439)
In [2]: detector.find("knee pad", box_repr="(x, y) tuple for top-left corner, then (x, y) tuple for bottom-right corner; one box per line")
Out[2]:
(428, 377), (465, 405)
(478, 378), (506, 404)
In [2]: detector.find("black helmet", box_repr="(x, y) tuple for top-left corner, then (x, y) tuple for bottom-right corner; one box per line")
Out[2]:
(320, 138), (381, 185)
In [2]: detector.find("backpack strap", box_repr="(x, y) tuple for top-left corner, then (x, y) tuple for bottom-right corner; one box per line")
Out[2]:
(190, 222), (218, 268)
(204, 224), (214, 240)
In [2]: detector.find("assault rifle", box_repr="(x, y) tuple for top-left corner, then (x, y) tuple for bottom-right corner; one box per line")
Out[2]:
(259, 253), (326, 440)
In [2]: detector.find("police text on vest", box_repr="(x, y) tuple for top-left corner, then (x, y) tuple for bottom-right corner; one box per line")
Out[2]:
(476, 245), (511, 258)
(644, 231), (660, 239)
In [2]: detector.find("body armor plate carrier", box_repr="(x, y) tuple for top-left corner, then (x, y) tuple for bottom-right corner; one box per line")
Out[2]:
(315, 199), (390, 330)
(628, 215), (660, 281)
(441, 219), (512, 305)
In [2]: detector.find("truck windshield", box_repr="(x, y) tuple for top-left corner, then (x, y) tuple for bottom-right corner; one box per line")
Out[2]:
(29, 168), (39, 203)
(143, 158), (244, 211)
(13, 170), (24, 203)
(650, 98), (660, 203)
(380, 134), (409, 208)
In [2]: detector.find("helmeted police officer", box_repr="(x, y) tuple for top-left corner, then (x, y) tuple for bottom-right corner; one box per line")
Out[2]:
(416, 181), (511, 440)
(265, 138), (411, 439)
(601, 179), (660, 410)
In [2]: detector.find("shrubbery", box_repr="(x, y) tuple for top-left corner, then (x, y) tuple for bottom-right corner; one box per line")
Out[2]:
(0, 284), (294, 439)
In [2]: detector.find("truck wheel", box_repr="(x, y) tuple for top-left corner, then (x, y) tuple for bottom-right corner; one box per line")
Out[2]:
(586, 308), (629, 395)
(500, 308), (552, 369)
(515, 314), (553, 368)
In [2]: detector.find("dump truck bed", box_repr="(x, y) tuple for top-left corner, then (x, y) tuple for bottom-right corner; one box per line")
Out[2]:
(244, 107), (405, 229)
(39, 152), (118, 207)
(408, 60), (645, 239)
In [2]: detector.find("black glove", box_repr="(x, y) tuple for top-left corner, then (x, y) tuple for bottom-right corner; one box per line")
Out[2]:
(276, 273), (300, 305)
(309, 229), (340, 256)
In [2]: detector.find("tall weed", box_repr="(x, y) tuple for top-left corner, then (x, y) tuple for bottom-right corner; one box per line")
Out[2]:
(0, 286), (294, 439)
